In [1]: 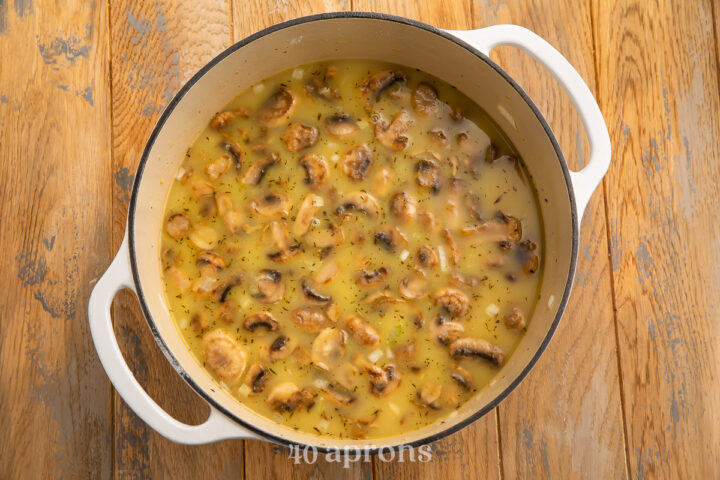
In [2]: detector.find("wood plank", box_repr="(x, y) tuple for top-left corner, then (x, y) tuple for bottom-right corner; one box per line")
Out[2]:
(351, 2), (501, 478)
(108, 2), (244, 478)
(595, 0), (720, 477)
(0, 1), (113, 478)
(472, 1), (629, 478)
(231, 2), (370, 479)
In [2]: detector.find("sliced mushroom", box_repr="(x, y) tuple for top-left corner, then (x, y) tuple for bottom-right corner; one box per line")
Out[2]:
(210, 107), (249, 130)
(461, 212), (522, 245)
(165, 266), (190, 291)
(398, 272), (428, 300)
(321, 386), (355, 405)
(354, 354), (401, 397)
(190, 311), (209, 333)
(306, 222), (344, 249)
(389, 192), (417, 222)
(305, 75), (340, 102)
(202, 329), (247, 384)
(416, 383), (442, 409)
(290, 308), (328, 333)
(451, 365), (473, 390)
(465, 192), (485, 222)
(415, 153), (442, 193)
(199, 196), (218, 218)
(313, 258), (339, 284)
(485, 143), (499, 163)
(301, 278), (332, 304)
(244, 362), (270, 394)
(205, 154), (232, 180)
(218, 299), (238, 323)
(188, 223), (219, 250)
(412, 82), (440, 116)
(269, 335), (296, 360)
(267, 222), (302, 263)
(311, 327), (347, 371)
(293, 193), (324, 237)
(372, 166), (393, 198)
(434, 288), (470, 317)
(393, 342), (416, 360)
(504, 305), (526, 329)
(431, 315), (465, 345)
(282, 123), (319, 152)
(258, 87), (297, 127)
(241, 153), (279, 185)
(248, 192), (291, 218)
(166, 213), (190, 239)
(342, 144), (374, 181)
(428, 128), (448, 147)
(361, 69), (407, 99)
(373, 226), (407, 253)
(325, 114), (359, 139)
(254, 269), (285, 304)
(443, 229), (460, 265)
(266, 382), (314, 412)
(335, 191), (380, 218)
(356, 266), (389, 287)
(516, 239), (539, 274)
(375, 110), (413, 152)
(449, 337), (505, 367)
(448, 272), (484, 290)
(221, 141), (243, 170)
(299, 153), (329, 189)
(416, 245), (439, 269)
(345, 314), (380, 347)
(214, 274), (242, 303)
(419, 210), (440, 233)
(196, 251), (226, 271)
(243, 311), (279, 333)
(190, 178), (215, 198)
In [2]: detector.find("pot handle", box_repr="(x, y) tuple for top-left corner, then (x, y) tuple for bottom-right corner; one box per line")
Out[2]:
(88, 233), (260, 444)
(445, 25), (611, 219)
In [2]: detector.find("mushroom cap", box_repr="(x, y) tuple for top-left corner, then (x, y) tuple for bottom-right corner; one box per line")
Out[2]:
(202, 329), (247, 384)
(311, 327), (347, 371)
(258, 87), (298, 127)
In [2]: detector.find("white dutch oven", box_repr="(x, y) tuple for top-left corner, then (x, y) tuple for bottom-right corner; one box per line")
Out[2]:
(89, 13), (610, 451)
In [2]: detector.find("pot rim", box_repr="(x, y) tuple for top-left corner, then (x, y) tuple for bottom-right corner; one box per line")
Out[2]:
(127, 11), (578, 453)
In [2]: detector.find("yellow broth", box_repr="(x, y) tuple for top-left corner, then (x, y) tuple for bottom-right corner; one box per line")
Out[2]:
(160, 60), (543, 439)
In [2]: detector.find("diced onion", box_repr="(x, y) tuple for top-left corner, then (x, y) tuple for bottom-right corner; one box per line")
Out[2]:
(313, 378), (329, 389)
(386, 348), (394, 359)
(399, 249), (409, 262)
(368, 349), (383, 363)
(438, 245), (448, 271)
(237, 384), (251, 397)
(388, 402), (400, 415)
(317, 419), (330, 431)
(252, 83), (264, 94)
(548, 294), (556, 309)
(175, 167), (186, 180)
(485, 303), (499, 316)
(292, 68), (304, 79)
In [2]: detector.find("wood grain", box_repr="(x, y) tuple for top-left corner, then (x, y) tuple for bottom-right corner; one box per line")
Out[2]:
(108, 1), (243, 478)
(351, 1), (501, 478)
(473, 1), (628, 479)
(594, 0), (720, 477)
(0, 1), (113, 478)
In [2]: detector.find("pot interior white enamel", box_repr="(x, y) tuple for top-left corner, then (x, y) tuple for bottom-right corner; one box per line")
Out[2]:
(128, 14), (576, 450)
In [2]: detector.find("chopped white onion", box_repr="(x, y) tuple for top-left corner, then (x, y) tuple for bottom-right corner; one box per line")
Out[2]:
(438, 245), (448, 271)
(548, 294), (556, 309)
(291, 68), (304, 80)
(237, 384), (251, 397)
(485, 303), (500, 317)
(175, 167), (186, 180)
(399, 249), (409, 262)
(252, 83), (264, 94)
(368, 349), (383, 363)
(313, 378), (329, 389)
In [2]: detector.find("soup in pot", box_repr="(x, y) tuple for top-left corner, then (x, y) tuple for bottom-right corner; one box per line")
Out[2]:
(160, 59), (543, 439)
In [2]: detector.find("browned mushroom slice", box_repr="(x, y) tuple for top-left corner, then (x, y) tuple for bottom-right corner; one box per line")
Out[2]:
(356, 266), (389, 287)
(166, 213), (190, 239)
(258, 87), (297, 127)
(398, 272), (428, 300)
(299, 153), (329, 189)
(313, 258), (339, 284)
(306, 222), (344, 249)
(191, 312), (209, 333)
(324, 114), (359, 139)
(218, 299), (238, 323)
(243, 311), (279, 333)
(290, 308), (329, 333)
(389, 192), (417, 222)
(214, 274), (242, 303)
(282, 123), (319, 152)
(373, 226), (407, 253)
(254, 269), (285, 304)
(196, 251), (226, 271)
(335, 191), (380, 218)
(293, 193), (323, 237)
(248, 192), (291, 218)
(465, 192), (485, 222)
(342, 144), (374, 181)
(189, 223), (219, 250)
(504, 305), (526, 329)
(244, 362), (269, 394)
(416, 153), (442, 193)
(434, 287), (470, 318)
(375, 110), (413, 152)
(205, 154), (231, 180)
(198, 196), (217, 218)
(516, 239), (539, 274)
(431, 315), (465, 345)
(210, 107), (249, 130)
(460, 212), (522, 244)
(485, 142), (499, 163)
(202, 329), (247, 384)
(165, 266), (190, 291)
(305, 76), (340, 102)
(361, 69), (407, 98)
(416, 383), (443, 409)
(443, 229), (460, 265)
(266, 382), (314, 412)
(269, 335), (296, 360)
(241, 153), (279, 185)
(416, 245), (439, 268)
(190, 177), (215, 198)
(311, 327), (347, 371)
(222, 141), (243, 170)
(354, 354), (402, 397)
(419, 210), (440, 233)
(412, 82), (440, 116)
(321, 386), (355, 405)
(301, 278), (332, 304)
(372, 166), (393, 198)
(345, 314), (380, 347)
(448, 272), (484, 290)
(449, 337), (505, 367)
(451, 365), (473, 390)
(393, 342), (416, 360)
(428, 128), (448, 148)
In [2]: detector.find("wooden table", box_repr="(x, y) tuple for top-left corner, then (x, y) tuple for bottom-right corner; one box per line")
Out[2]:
(1, 0), (718, 478)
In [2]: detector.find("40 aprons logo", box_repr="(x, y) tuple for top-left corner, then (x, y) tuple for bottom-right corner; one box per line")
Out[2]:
(287, 444), (433, 468)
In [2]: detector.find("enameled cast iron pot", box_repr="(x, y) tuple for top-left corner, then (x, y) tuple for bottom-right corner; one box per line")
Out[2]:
(88, 12), (611, 452)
